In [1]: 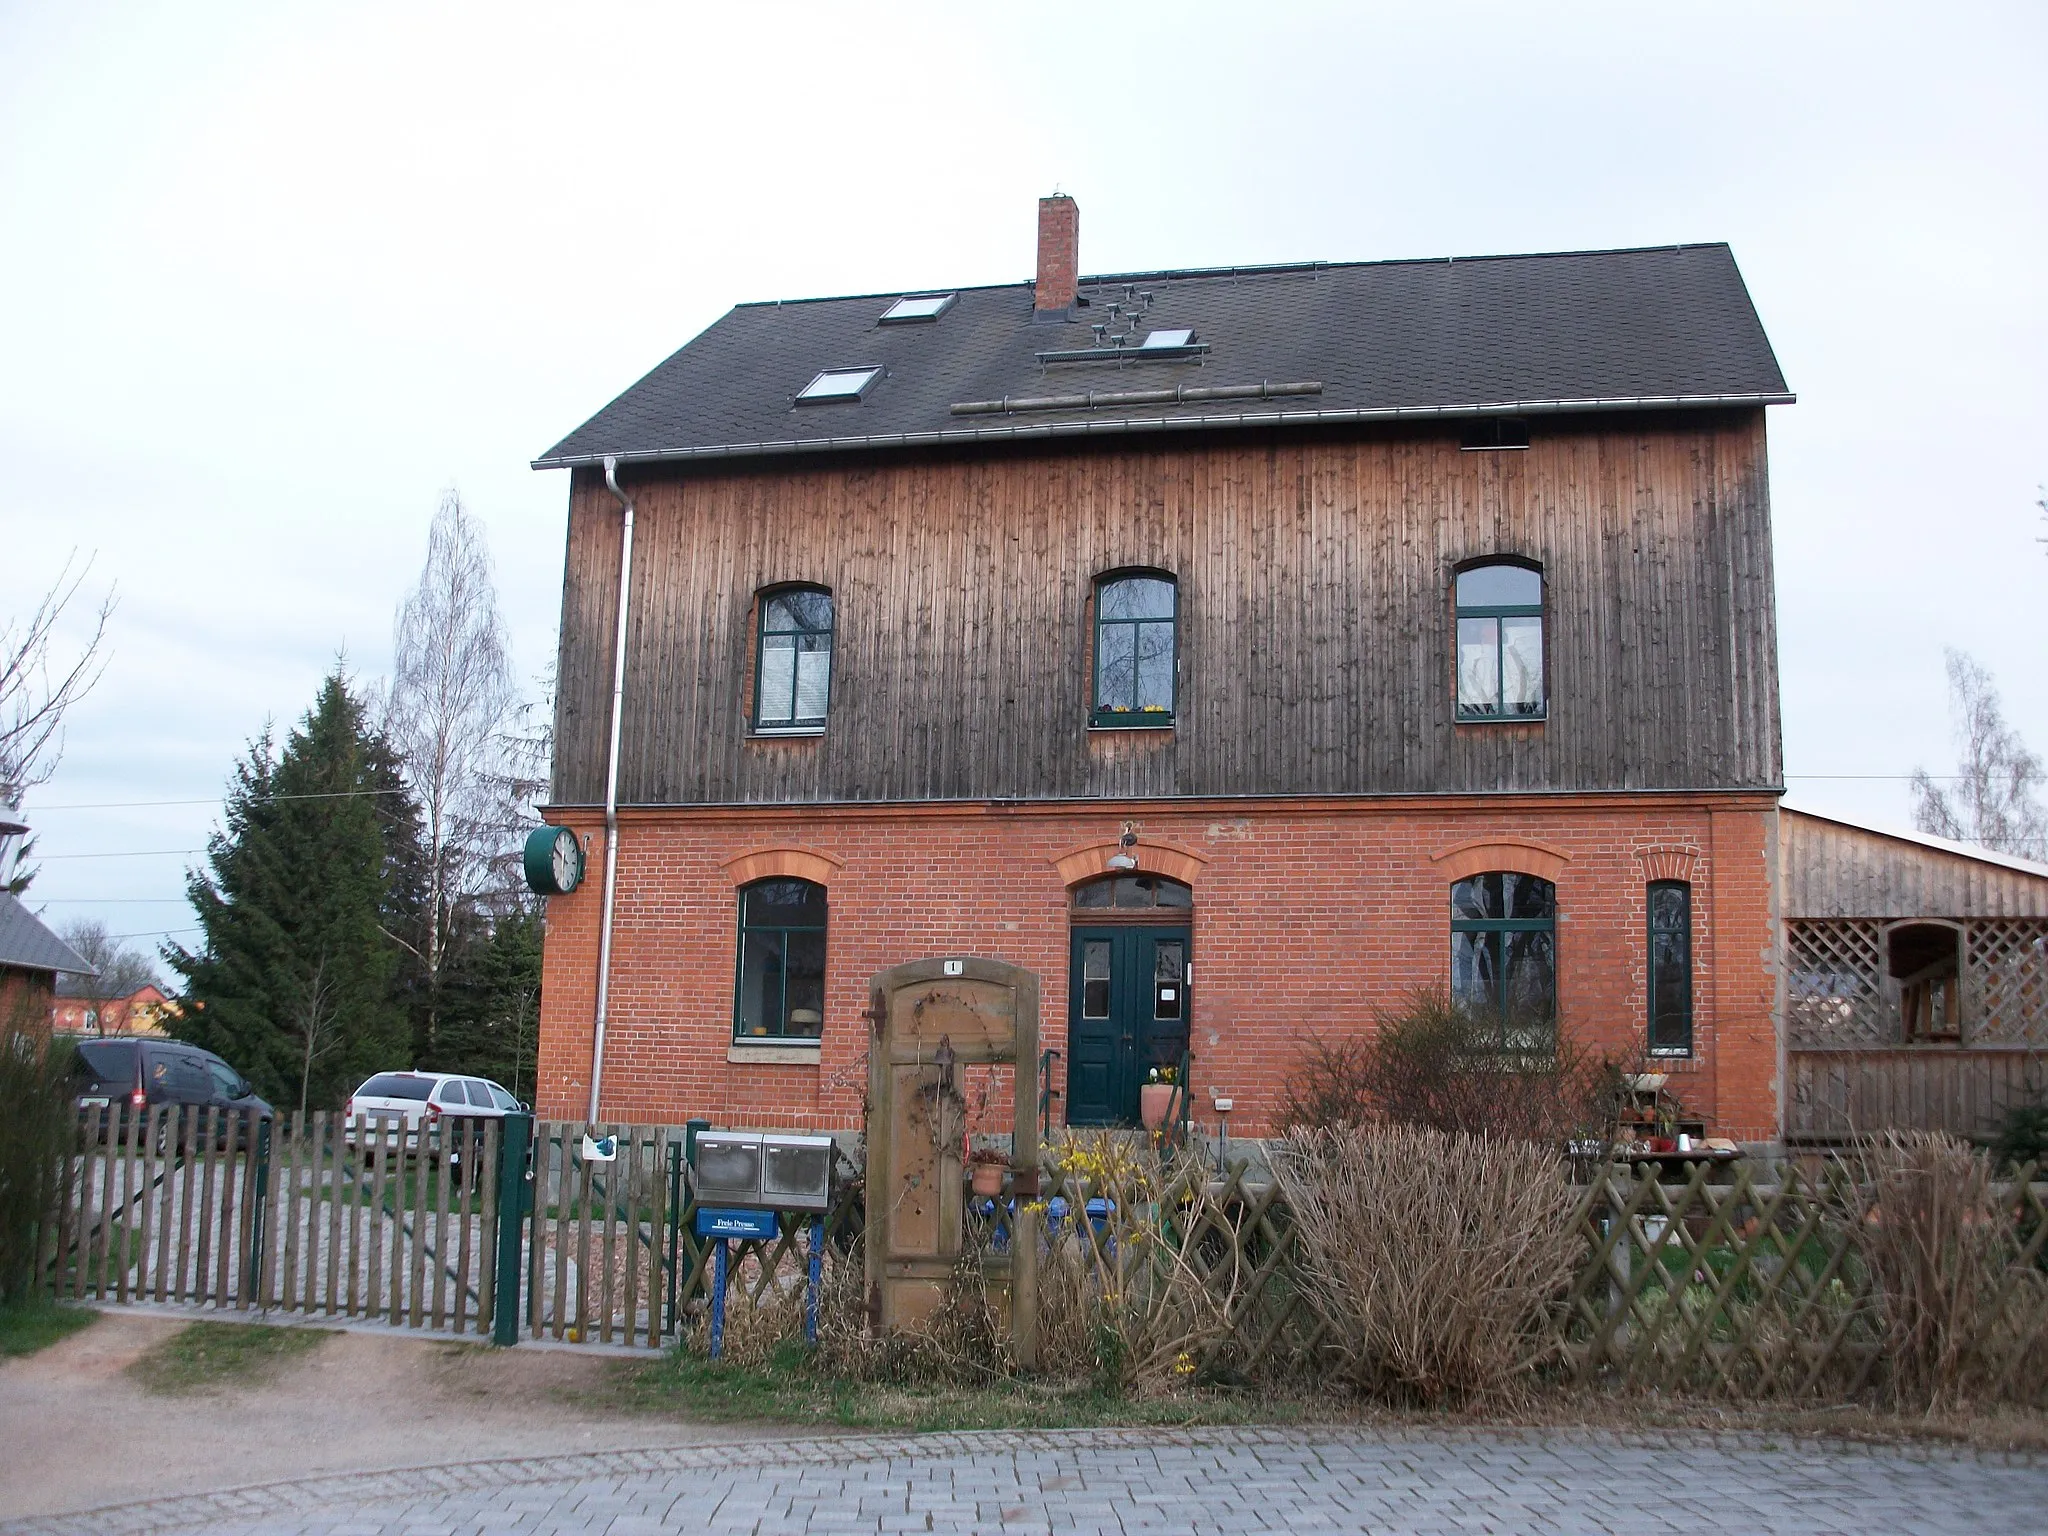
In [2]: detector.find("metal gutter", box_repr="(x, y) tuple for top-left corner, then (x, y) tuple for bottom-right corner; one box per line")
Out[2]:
(531, 392), (1796, 471)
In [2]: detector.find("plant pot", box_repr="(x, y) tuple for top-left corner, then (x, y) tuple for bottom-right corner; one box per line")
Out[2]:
(1140, 1082), (1177, 1131)
(970, 1162), (1006, 1197)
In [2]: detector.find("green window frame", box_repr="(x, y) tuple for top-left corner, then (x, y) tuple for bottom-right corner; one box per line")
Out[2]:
(1450, 871), (1558, 1051)
(733, 878), (827, 1042)
(1092, 572), (1177, 727)
(1454, 560), (1545, 721)
(1648, 881), (1693, 1056)
(753, 586), (833, 731)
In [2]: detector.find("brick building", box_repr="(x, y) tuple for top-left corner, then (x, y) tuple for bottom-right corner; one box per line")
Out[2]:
(529, 198), (1793, 1142)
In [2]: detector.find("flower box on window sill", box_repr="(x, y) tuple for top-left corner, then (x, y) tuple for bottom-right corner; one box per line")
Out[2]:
(1089, 707), (1175, 731)
(727, 1040), (822, 1065)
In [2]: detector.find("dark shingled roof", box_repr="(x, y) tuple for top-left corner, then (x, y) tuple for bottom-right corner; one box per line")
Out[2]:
(536, 243), (1790, 470)
(0, 893), (92, 977)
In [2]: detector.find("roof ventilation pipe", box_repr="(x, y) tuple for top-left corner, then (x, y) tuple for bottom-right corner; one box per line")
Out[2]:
(588, 455), (637, 1123)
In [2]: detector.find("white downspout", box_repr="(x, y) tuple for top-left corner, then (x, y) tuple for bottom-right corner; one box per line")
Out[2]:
(589, 455), (636, 1123)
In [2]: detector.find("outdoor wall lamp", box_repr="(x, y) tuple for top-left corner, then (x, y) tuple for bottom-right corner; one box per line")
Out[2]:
(1106, 821), (1139, 871)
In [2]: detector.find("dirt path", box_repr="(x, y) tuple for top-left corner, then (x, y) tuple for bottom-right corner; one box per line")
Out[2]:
(0, 1310), (774, 1521)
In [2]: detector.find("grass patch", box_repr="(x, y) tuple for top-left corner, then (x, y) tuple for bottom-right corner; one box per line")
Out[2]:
(599, 1341), (1335, 1433)
(126, 1321), (334, 1395)
(0, 1298), (97, 1357)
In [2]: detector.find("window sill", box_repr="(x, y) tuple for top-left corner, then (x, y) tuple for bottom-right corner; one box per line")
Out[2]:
(1648, 1048), (1695, 1061)
(727, 1042), (822, 1065)
(748, 725), (826, 740)
(1455, 712), (1547, 726)
(1088, 717), (1175, 732)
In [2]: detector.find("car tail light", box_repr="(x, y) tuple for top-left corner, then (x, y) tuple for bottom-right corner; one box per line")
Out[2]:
(426, 1103), (441, 1123)
(130, 1088), (146, 1108)
(345, 1098), (355, 1120)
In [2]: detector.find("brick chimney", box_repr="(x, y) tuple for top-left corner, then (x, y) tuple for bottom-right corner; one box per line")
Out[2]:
(1034, 194), (1079, 317)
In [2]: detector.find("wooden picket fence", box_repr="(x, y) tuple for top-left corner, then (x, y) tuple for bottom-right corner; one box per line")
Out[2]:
(45, 1108), (692, 1348)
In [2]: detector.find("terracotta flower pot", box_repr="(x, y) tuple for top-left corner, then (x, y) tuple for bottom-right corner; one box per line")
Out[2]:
(970, 1161), (1006, 1197)
(1140, 1082), (1177, 1131)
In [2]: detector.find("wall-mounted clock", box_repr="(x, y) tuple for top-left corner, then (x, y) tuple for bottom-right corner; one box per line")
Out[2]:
(523, 825), (585, 895)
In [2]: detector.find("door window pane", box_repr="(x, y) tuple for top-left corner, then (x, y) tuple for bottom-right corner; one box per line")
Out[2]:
(1153, 941), (1184, 1021)
(1082, 940), (1111, 1019)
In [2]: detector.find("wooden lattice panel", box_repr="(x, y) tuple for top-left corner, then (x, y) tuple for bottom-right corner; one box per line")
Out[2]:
(1785, 920), (1894, 1047)
(1968, 920), (2048, 1046)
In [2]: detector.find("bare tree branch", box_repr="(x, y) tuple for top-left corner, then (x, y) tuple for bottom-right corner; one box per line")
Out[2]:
(2, 552), (116, 812)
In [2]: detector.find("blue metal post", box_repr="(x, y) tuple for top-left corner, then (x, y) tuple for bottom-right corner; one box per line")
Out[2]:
(709, 1238), (727, 1359)
(805, 1218), (823, 1345)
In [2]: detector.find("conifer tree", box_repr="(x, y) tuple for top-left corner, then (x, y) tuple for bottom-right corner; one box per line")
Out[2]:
(167, 671), (418, 1114)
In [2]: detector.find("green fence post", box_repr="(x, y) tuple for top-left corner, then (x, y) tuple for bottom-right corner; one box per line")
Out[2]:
(492, 1112), (533, 1347)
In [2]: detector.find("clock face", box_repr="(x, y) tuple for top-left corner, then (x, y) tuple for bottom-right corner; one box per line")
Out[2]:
(551, 829), (581, 891)
(523, 825), (584, 895)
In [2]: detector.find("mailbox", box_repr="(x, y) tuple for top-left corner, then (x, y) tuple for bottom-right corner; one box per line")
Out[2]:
(691, 1129), (835, 1212)
(763, 1134), (834, 1213)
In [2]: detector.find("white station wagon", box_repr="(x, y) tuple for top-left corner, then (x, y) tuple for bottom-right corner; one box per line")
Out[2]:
(344, 1071), (522, 1170)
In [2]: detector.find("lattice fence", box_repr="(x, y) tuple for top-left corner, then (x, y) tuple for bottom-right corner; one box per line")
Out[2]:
(1786, 920), (1893, 1047)
(687, 1150), (2047, 1406)
(1970, 919), (2048, 1046)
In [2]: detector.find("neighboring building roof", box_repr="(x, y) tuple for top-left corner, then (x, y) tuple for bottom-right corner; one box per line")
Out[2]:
(536, 243), (1792, 470)
(1779, 803), (2048, 922)
(0, 893), (93, 976)
(1781, 803), (2048, 882)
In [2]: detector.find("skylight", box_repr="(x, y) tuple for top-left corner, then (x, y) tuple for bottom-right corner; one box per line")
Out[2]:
(796, 366), (882, 404)
(1141, 328), (1195, 349)
(879, 293), (955, 323)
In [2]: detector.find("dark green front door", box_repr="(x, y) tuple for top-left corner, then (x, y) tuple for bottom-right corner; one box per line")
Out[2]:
(1066, 926), (1190, 1126)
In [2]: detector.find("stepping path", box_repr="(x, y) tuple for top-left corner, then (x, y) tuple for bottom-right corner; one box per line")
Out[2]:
(2, 1425), (2043, 1535)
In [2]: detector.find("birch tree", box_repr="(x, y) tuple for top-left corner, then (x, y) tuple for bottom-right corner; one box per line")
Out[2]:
(1911, 650), (2048, 861)
(384, 492), (519, 1033)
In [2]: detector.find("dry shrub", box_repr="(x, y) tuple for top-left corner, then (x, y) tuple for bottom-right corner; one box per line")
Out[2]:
(1281, 988), (1618, 1147)
(1270, 1124), (1579, 1405)
(1034, 1132), (1243, 1394)
(1848, 1131), (2048, 1408)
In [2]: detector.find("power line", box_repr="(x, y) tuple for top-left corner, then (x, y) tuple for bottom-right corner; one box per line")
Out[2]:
(32, 897), (194, 904)
(29, 788), (412, 811)
(34, 849), (203, 860)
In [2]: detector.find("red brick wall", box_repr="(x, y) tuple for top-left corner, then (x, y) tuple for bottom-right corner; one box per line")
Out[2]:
(536, 795), (1782, 1142)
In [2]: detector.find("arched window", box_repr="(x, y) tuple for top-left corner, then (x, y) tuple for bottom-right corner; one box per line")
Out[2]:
(734, 878), (827, 1040)
(1092, 572), (1176, 727)
(754, 587), (833, 731)
(1648, 881), (1693, 1056)
(1455, 561), (1544, 720)
(1451, 872), (1557, 1048)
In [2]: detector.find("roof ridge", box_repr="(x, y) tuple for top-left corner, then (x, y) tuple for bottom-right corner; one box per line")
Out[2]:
(729, 242), (1737, 313)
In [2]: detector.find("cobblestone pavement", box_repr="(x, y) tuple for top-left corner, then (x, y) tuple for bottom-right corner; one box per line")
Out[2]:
(4, 1425), (2044, 1536)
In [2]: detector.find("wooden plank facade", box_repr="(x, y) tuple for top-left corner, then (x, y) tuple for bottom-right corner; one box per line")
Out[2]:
(551, 411), (1781, 809)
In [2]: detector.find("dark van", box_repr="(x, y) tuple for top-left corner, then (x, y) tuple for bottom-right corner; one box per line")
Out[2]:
(72, 1038), (272, 1138)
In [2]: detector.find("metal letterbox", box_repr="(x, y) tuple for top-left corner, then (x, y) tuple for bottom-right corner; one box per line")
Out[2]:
(693, 1131), (764, 1206)
(762, 1133), (834, 1212)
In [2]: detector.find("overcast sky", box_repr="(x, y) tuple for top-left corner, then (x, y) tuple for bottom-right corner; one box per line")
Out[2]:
(5, 1), (2045, 960)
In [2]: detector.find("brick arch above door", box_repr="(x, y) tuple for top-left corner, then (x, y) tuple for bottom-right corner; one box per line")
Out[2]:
(1050, 838), (1209, 889)
(1428, 835), (1572, 885)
